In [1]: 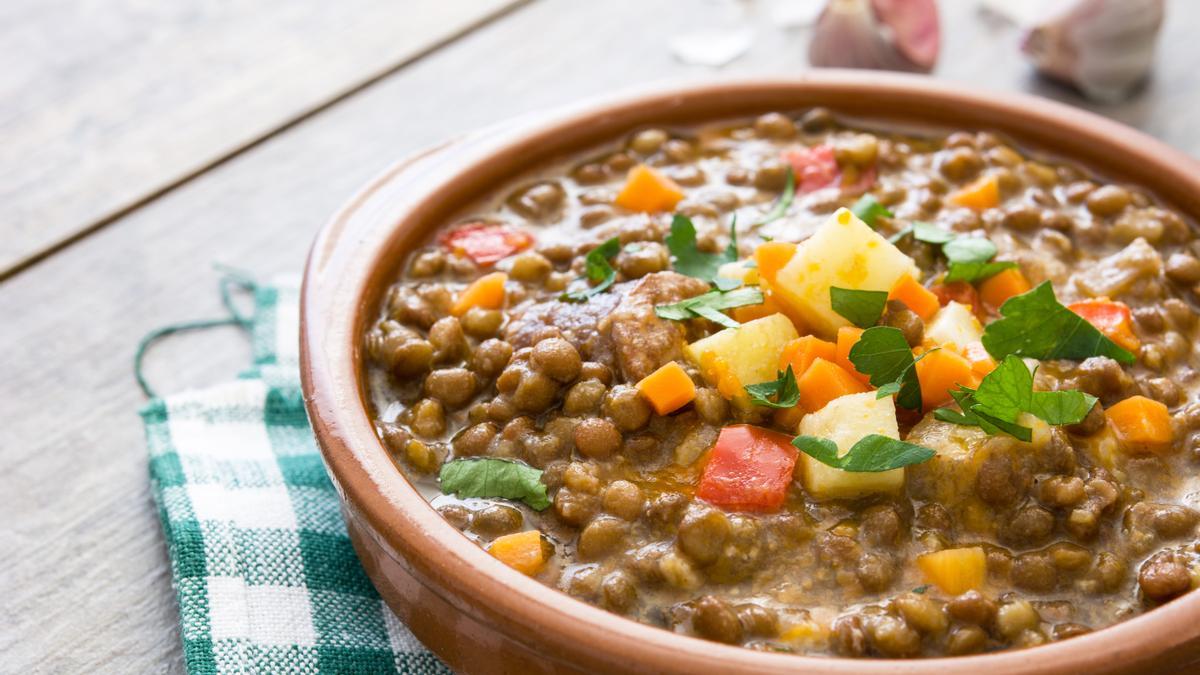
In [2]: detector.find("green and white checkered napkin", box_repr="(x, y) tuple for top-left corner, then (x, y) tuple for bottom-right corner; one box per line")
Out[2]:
(141, 277), (451, 674)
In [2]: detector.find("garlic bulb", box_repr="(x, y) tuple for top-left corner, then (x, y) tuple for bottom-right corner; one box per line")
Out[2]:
(1022, 0), (1165, 102)
(808, 0), (940, 73)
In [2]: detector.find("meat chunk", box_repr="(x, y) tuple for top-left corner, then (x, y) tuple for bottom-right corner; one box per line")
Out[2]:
(504, 272), (708, 383)
(603, 272), (709, 382)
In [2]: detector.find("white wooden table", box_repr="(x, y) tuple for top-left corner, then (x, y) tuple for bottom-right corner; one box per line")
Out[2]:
(3, 1), (1198, 671)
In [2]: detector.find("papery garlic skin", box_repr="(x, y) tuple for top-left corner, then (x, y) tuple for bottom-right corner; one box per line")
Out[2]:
(1022, 0), (1165, 102)
(809, 0), (940, 74)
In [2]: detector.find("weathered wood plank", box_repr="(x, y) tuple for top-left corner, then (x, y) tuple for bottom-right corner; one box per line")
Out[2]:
(0, 0), (526, 277)
(2, 0), (1199, 672)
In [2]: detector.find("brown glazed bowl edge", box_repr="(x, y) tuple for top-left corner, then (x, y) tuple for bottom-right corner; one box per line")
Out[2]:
(300, 72), (1200, 674)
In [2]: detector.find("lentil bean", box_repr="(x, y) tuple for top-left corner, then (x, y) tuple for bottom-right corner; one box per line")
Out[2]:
(377, 421), (409, 455)
(867, 615), (921, 657)
(894, 593), (947, 634)
(629, 128), (668, 155)
(946, 625), (988, 655)
(1093, 552), (1127, 592)
(600, 571), (637, 613)
(800, 107), (835, 132)
(452, 422), (497, 456)
(509, 182), (565, 221)
(471, 504), (523, 536)
(622, 433), (659, 461)
(860, 504), (903, 547)
(1012, 552), (1057, 592)
(678, 506), (732, 565)
(578, 516), (628, 560)
(428, 317), (466, 364)
(647, 492), (689, 528)
(605, 152), (635, 172)
(753, 161), (790, 191)
(975, 452), (1022, 506)
(1143, 377), (1183, 406)
(1166, 253), (1200, 284)
(881, 300), (924, 347)
(831, 615), (867, 656)
(1048, 542), (1092, 571)
(1039, 475), (1086, 507)
(532, 337), (582, 383)
(662, 139), (694, 164)
(579, 361), (613, 385)
(1139, 552), (1192, 602)
(616, 242), (669, 279)
(509, 251), (553, 282)
(754, 112), (796, 139)
(461, 307), (503, 338)
(1066, 402), (1106, 436)
(658, 550), (703, 590)
(512, 370), (558, 411)
(410, 399), (446, 438)
(1053, 623), (1092, 640)
(693, 596), (743, 644)
(573, 418), (621, 459)
(736, 604), (779, 637)
(1003, 204), (1042, 231)
(996, 600), (1041, 639)
(938, 147), (983, 181)
(947, 591), (996, 625)
(1085, 185), (1132, 216)
(855, 552), (895, 592)
(437, 504), (472, 530)
(693, 388), (729, 426)
(563, 462), (601, 493)
(408, 250), (445, 277)
(424, 368), (478, 408)
(601, 480), (644, 520)
(604, 386), (652, 431)
(554, 487), (597, 527)
(403, 439), (441, 473)
(563, 379), (606, 416)
(1001, 505), (1055, 546)
(471, 340), (513, 379)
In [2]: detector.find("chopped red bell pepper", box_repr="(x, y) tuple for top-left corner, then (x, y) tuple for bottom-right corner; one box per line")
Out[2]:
(931, 281), (987, 321)
(1068, 298), (1141, 351)
(439, 222), (534, 265)
(697, 425), (798, 512)
(782, 145), (840, 193)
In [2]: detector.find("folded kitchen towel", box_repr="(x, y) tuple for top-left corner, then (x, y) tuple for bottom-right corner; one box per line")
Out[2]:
(141, 276), (450, 675)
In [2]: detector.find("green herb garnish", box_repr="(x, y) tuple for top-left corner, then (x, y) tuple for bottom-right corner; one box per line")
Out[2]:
(851, 194), (893, 229)
(744, 365), (800, 409)
(560, 237), (620, 302)
(943, 261), (1019, 284)
(666, 214), (738, 284)
(439, 458), (550, 510)
(792, 434), (935, 472)
(980, 282), (1135, 364)
(847, 326), (923, 410)
(889, 221), (957, 245)
(654, 287), (765, 329)
(934, 355), (1098, 441)
(942, 236), (1017, 283)
(830, 287), (888, 329)
(757, 167), (795, 226)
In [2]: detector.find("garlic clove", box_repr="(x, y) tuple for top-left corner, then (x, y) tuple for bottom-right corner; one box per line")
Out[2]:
(808, 0), (940, 73)
(1021, 0), (1165, 102)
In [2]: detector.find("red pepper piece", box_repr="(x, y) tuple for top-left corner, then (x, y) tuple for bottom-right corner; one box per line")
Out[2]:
(697, 425), (798, 512)
(440, 222), (534, 265)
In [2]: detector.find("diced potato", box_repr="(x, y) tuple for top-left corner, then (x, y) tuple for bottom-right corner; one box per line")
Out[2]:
(796, 392), (904, 498)
(771, 208), (920, 339)
(685, 313), (799, 389)
(924, 301), (983, 350)
(717, 260), (759, 286)
(917, 547), (987, 595)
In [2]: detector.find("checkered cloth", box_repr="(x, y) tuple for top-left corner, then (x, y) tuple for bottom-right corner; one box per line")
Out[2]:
(141, 278), (450, 674)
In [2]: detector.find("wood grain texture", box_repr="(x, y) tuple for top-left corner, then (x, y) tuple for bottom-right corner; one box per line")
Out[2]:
(0, 0), (525, 278)
(2, 0), (1199, 672)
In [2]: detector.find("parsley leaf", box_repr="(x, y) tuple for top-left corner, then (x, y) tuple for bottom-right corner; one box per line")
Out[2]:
(943, 237), (998, 264)
(439, 458), (550, 510)
(666, 214), (738, 283)
(792, 434), (935, 472)
(560, 237), (620, 302)
(758, 167), (796, 225)
(744, 366), (800, 408)
(830, 287), (888, 329)
(889, 221), (956, 245)
(654, 287), (765, 329)
(847, 326), (923, 410)
(981, 282), (1135, 364)
(851, 194), (893, 229)
(934, 355), (1098, 441)
(943, 261), (1019, 284)
(713, 276), (743, 292)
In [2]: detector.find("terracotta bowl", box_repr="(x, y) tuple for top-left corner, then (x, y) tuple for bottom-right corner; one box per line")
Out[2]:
(300, 73), (1200, 674)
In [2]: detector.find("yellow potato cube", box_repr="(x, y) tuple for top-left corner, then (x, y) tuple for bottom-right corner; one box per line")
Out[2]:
(717, 260), (759, 286)
(772, 208), (919, 339)
(684, 313), (799, 388)
(924, 301), (983, 350)
(796, 392), (905, 498)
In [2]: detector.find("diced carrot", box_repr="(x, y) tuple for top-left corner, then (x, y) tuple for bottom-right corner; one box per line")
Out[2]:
(451, 272), (507, 316)
(753, 241), (798, 286)
(916, 547), (986, 595)
(488, 530), (549, 576)
(931, 281), (986, 321)
(914, 348), (980, 412)
(614, 164), (684, 213)
(796, 358), (870, 413)
(697, 425), (799, 512)
(635, 361), (697, 416)
(962, 341), (997, 378)
(698, 351), (744, 402)
(1068, 298), (1141, 352)
(779, 335), (838, 379)
(732, 292), (783, 324)
(1106, 395), (1173, 455)
(888, 273), (940, 321)
(834, 326), (871, 384)
(979, 267), (1031, 311)
(948, 174), (1000, 210)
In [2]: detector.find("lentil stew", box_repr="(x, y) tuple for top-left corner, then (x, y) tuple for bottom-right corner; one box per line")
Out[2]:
(362, 109), (1200, 659)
